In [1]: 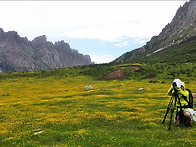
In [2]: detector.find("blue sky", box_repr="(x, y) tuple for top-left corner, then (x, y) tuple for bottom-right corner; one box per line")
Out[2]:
(49, 36), (150, 63)
(0, 1), (187, 63)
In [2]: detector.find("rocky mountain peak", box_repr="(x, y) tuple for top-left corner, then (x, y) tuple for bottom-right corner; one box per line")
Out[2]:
(0, 28), (4, 34)
(7, 31), (19, 38)
(0, 29), (93, 73)
(161, 0), (196, 35)
(32, 35), (48, 47)
(0, 28), (4, 39)
(54, 40), (70, 49)
(0, 28), (19, 42)
(114, 0), (196, 63)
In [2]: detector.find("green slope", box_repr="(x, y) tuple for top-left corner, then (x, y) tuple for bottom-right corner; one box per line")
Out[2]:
(131, 36), (196, 64)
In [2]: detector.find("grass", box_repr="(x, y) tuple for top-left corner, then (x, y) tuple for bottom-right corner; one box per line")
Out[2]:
(119, 35), (196, 64)
(0, 63), (196, 146)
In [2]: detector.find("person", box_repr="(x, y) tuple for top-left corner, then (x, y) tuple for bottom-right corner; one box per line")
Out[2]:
(167, 79), (192, 127)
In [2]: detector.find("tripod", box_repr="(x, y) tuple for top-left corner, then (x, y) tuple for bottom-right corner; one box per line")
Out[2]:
(162, 86), (184, 130)
(162, 94), (177, 130)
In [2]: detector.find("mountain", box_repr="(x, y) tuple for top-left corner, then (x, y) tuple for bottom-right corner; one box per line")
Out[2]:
(113, 0), (196, 63)
(0, 28), (93, 73)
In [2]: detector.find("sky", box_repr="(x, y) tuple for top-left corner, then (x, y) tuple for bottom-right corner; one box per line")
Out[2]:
(0, 1), (187, 63)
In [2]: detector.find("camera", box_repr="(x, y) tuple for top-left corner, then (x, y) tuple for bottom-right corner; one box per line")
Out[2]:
(172, 82), (177, 88)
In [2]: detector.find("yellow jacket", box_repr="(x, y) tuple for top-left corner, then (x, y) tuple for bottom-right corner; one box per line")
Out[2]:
(167, 82), (189, 109)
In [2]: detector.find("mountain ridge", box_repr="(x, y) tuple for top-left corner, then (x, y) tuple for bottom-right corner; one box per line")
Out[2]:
(0, 28), (93, 73)
(113, 0), (196, 63)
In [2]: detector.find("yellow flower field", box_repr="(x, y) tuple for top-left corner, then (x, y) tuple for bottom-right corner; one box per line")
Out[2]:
(0, 69), (196, 146)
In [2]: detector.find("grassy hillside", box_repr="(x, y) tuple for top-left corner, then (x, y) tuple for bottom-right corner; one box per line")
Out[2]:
(120, 36), (196, 64)
(0, 63), (196, 146)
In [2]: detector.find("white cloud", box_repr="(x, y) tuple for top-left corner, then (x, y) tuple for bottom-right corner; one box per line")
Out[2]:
(113, 41), (129, 47)
(133, 37), (151, 45)
(54, 1), (186, 42)
(0, 1), (186, 64)
(0, 1), (186, 42)
(90, 54), (115, 64)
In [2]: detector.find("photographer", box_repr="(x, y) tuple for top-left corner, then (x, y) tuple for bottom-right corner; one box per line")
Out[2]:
(167, 79), (192, 127)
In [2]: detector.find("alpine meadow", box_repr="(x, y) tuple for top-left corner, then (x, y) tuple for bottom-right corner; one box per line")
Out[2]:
(0, 61), (196, 146)
(1, 0), (196, 146)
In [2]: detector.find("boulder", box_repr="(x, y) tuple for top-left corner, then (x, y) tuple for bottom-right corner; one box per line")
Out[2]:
(84, 85), (94, 91)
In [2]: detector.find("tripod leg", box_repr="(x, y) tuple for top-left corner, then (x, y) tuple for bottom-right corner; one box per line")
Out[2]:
(168, 108), (174, 130)
(162, 107), (170, 124)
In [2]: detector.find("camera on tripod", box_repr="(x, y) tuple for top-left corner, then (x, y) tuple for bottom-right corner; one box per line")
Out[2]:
(162, 81), (180, 130)
(172, 82), (177, 88)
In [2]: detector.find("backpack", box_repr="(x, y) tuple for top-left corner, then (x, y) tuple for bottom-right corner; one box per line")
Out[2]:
(182, 88), (194, 108)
